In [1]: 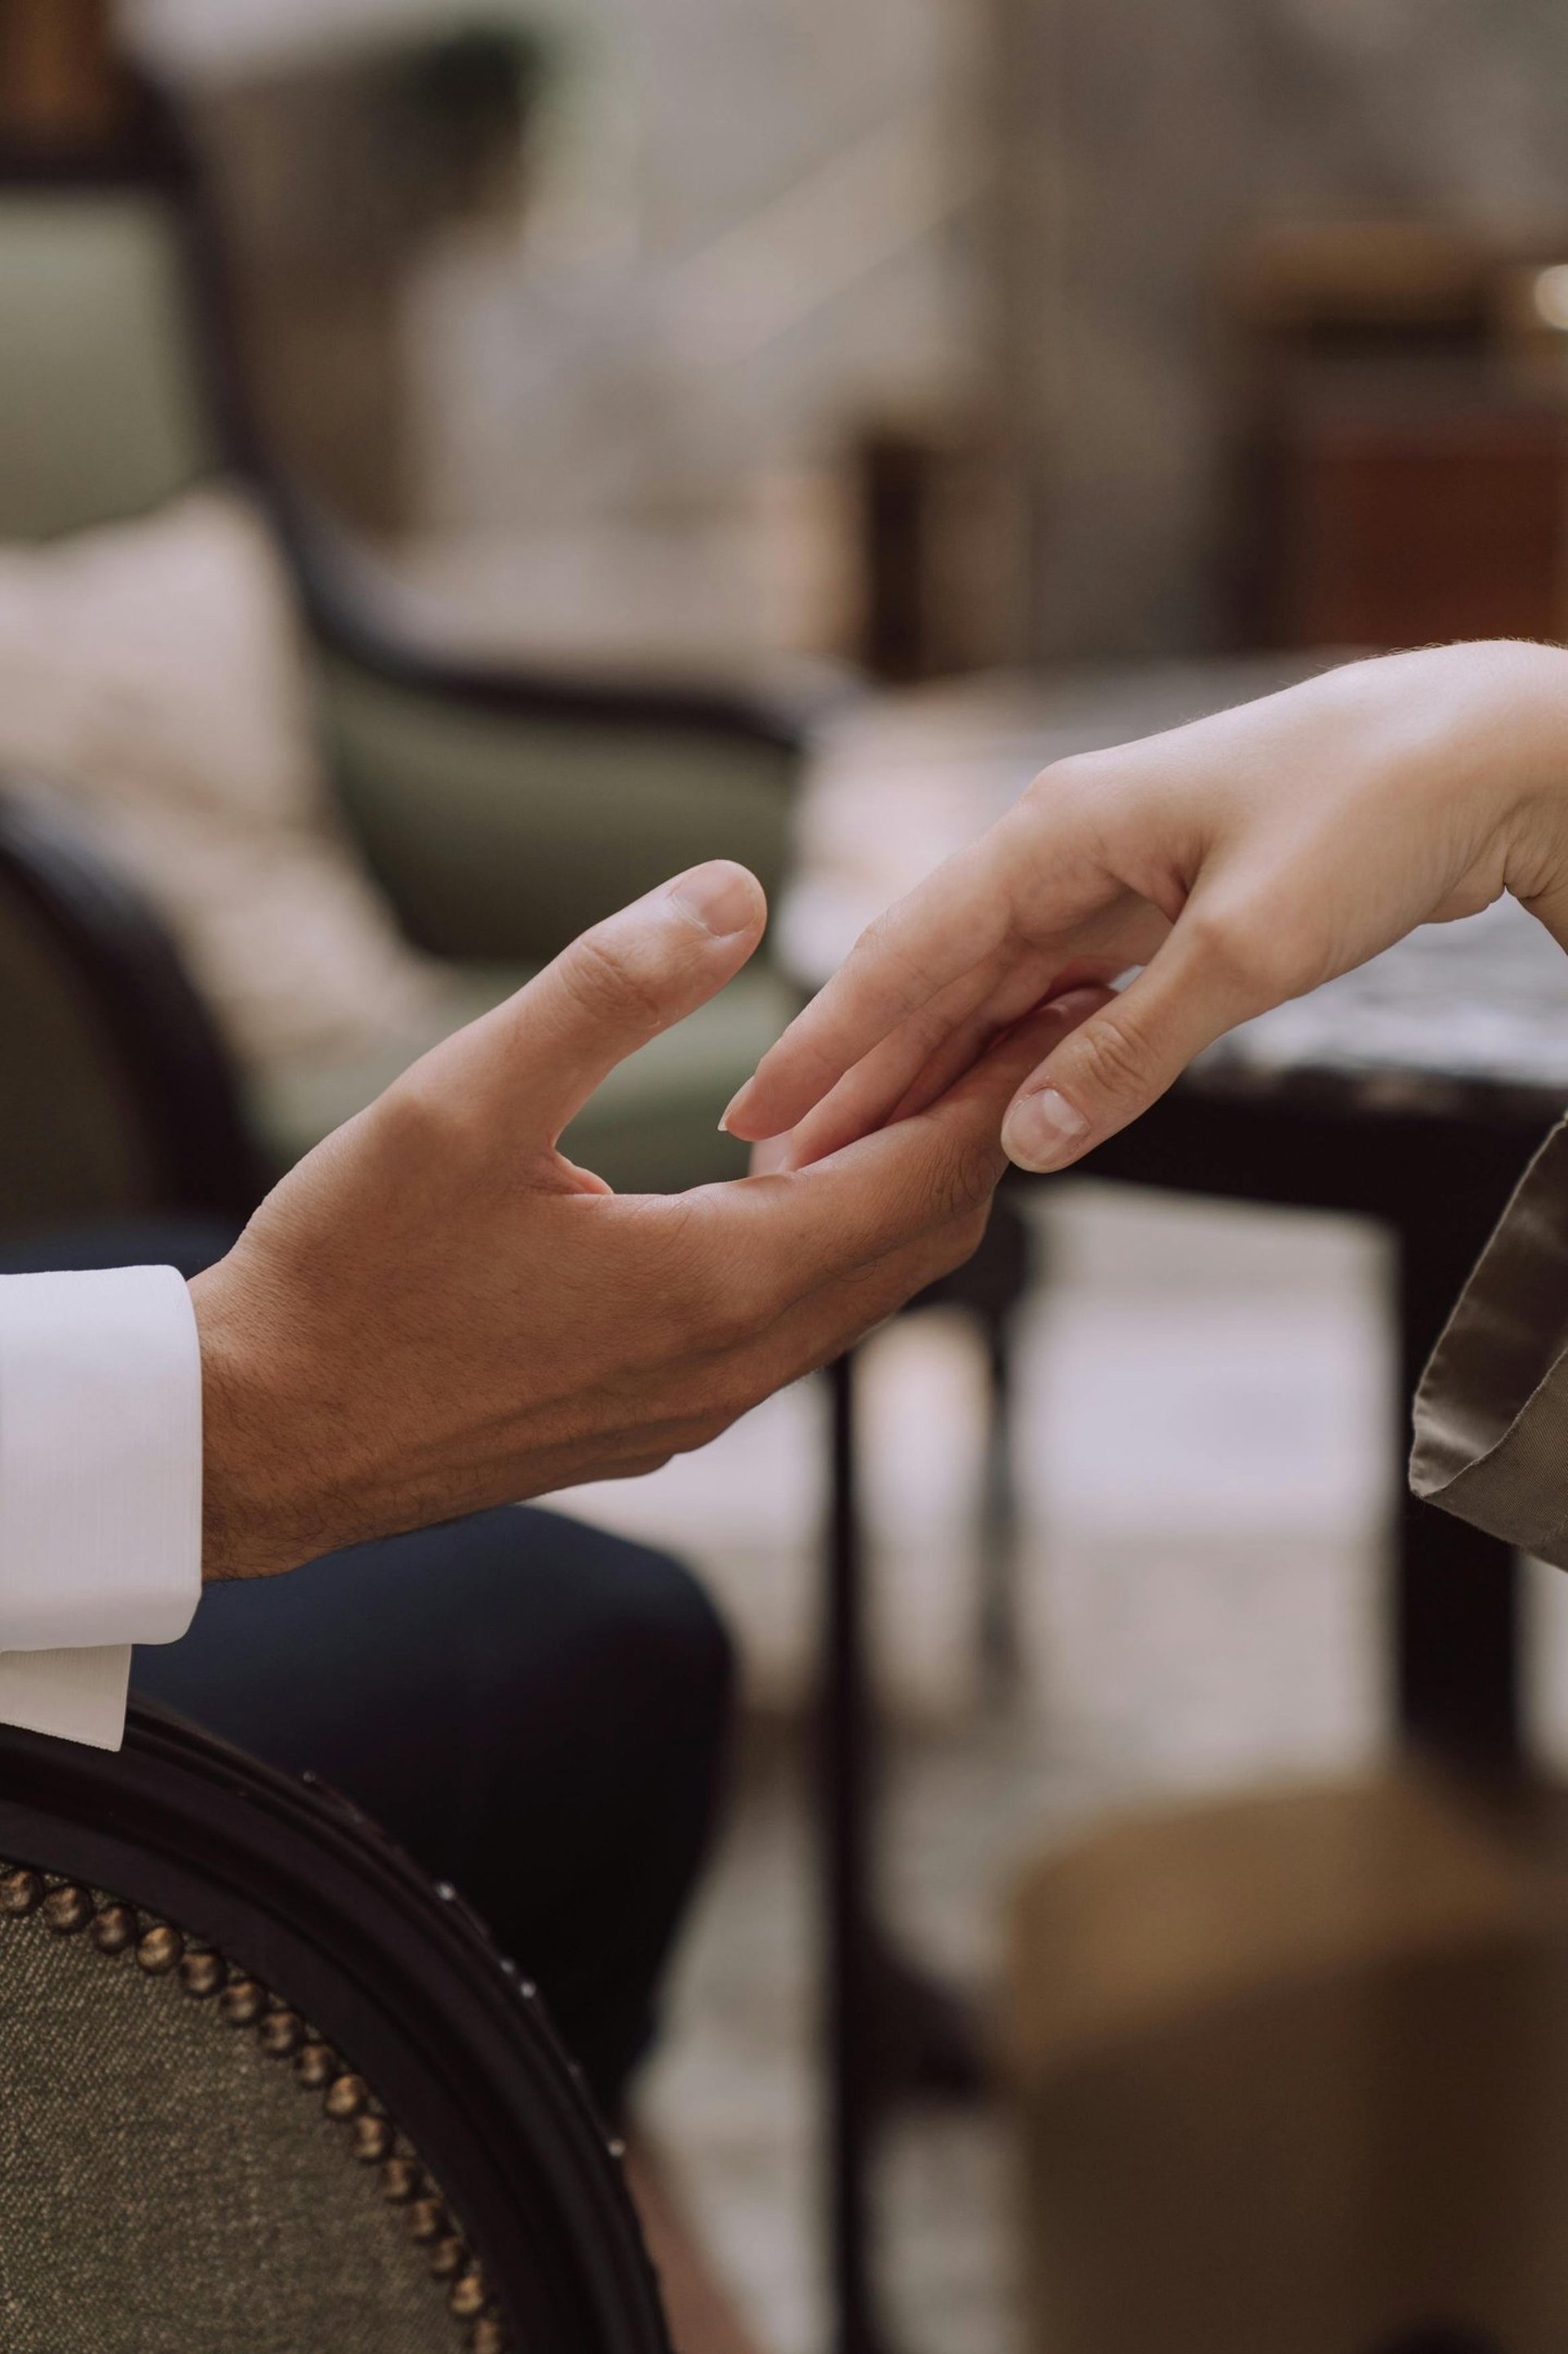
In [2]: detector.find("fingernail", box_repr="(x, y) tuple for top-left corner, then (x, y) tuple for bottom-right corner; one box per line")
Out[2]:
(670, 863), (759, 938)
(1001, 1087), (1090, 1173)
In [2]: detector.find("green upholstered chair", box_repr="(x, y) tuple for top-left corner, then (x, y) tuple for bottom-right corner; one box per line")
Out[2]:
(0, 1699), (670, 2354)
(0, 785), (260, 1237)
(0, 91), (806, 1204)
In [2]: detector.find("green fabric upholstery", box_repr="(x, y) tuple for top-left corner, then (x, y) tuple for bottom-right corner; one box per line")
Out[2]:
(247, 961), (798, 1193)
(318, 655), (798, 965)
(0, 194), (216, 542)
(0, 866), (162, 1233)
(0, 1886), (458, 2354)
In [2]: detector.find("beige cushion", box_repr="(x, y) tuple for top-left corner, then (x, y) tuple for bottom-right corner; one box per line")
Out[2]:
(0, 488), (453, 1074)
(0, 485), (796, 1195)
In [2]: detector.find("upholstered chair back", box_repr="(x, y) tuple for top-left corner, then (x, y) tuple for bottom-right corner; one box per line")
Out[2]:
(0, 817), (163, 1227)
(0, 183), (216, 540)
(0, 1703), (670, 2354)
(0, 791), (257, 1237)
(0, 1859), (491, 2353)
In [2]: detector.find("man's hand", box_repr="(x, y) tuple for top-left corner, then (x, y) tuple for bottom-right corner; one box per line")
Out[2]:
(723, 641), (1568, 1173)
(191, 861), (1101, 1581)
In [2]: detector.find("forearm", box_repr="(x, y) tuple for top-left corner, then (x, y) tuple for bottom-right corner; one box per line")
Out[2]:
(1420, 638), (1568, 956)
(1504, 639), (1568, 957)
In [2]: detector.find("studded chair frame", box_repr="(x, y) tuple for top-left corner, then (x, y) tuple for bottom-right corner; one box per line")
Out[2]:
(0, 1700), (672, 2354)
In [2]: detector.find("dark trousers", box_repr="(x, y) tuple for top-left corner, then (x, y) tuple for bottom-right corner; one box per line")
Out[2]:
(0, 1221), (734, 2115)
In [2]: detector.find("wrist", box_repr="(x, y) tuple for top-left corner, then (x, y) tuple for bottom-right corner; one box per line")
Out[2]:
(190, 1265), (316, 1585)
(1481, 640), (1568, 950)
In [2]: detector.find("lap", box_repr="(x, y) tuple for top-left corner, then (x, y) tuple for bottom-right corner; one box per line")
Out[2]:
(132, 1503), (734, 2107)
(133, 1502), (731, 1878)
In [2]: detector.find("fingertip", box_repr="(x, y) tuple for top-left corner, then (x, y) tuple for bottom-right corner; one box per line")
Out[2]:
(1000, 1084), (1091, 1174)
(719, 1078), (770, 1142)
(667, 860), (767, 942)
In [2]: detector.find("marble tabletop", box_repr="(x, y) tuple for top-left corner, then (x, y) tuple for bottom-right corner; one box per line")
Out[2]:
(782, 661), (1568, 1125)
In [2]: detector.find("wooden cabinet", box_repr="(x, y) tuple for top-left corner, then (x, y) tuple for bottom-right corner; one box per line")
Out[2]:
(1266, 364), (1568, 649)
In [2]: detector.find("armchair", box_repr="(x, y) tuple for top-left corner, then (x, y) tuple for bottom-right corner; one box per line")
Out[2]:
(0, 82), (808, 1198)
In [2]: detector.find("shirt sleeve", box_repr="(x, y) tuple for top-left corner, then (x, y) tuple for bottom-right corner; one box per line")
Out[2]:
(1411, 1117), (1568, 1566)
(0, 1266), (203, 1750)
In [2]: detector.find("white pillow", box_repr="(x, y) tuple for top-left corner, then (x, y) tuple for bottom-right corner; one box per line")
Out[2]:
(0, 487), (448, 1072)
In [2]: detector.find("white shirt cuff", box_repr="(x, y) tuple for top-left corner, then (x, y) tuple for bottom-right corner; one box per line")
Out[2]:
(0, 1265), (203, 1749)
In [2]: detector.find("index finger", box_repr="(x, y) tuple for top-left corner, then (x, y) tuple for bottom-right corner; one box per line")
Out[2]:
(722, 835), (1011, 1142)
(715, 996), (1082, 1288)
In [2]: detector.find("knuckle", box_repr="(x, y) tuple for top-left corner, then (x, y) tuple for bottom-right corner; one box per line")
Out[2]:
(701, 1282), (760, 1356)
(1025, 748), (1114, 818)
(1180, 901), (1278, 994)
(668, 1261), (733, 1352)
(1034, 748), (1100, 796)
(670, 1366), (755, 1445)
(923, 1203), (992, 1288)
(620, 1444), (678, 1480)
(938, 1137), (1002, 1224)
(374, 1072), (466, 1166)
(657, 1212), (770, 1354)
(954, 1204), (991, 1261)
(1068, 1005), (1158, 1099)
(681, 1407), (738, 1455)
(721, 1257), (786, 1349)
(559, 924), (667, 1030)
(853, 907), (931, 998)
(884, 1134), (998, 1245)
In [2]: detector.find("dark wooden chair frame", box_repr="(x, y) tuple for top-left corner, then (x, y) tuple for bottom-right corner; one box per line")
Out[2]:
(0, 787), (262, 1224)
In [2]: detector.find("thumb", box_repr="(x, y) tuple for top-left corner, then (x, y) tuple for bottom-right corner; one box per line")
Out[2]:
(999, 924), (1262, 1172)
(446, 861), (766, 1144)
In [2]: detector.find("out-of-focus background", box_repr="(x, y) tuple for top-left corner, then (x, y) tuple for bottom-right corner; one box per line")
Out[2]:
(14, 3), (1568, 2351)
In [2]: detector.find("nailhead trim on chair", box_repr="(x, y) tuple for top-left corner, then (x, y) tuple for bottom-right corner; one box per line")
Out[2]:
(0, 1862), (506, 2352)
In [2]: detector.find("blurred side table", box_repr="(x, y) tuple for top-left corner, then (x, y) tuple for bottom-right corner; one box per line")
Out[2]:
(791, 660), (1568, 2354)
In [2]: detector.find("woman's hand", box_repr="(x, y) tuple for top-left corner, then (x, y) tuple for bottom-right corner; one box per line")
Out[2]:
(724, 642), (1568, 1173)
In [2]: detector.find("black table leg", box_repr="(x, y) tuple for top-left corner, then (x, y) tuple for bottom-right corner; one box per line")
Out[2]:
(924, 1189), (1036, 1698)
(1396, 1203), (1521, 1768)
(822, 1348), (989, 2354)
(822, 1349), (884, 2354)
(978, 1304), (1022, 1699)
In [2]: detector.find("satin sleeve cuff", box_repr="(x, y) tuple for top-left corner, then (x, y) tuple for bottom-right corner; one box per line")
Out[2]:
(0, 1266), (203, 1749)
(1411, 1118), (1568, 1567)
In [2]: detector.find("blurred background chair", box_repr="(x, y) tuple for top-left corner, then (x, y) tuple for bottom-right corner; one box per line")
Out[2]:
(0, 65), (806, 1209)
(0, 1696), (671, 2354)
(0, 782), (257, 1236)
